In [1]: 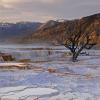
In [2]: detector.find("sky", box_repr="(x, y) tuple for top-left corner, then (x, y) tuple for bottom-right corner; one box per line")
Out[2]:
(0, 0), (100, 23)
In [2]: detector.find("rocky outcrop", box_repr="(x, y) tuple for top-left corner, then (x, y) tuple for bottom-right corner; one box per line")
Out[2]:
(0, 53), (14, 61)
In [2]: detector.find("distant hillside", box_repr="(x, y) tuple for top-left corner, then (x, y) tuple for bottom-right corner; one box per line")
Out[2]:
(21, 13), (100, 44)
(0, 13), (100, 44)
(0, 22), (42, 42)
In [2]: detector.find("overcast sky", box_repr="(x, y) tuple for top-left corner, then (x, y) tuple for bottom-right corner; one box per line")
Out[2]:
(0, 0), (100, 22)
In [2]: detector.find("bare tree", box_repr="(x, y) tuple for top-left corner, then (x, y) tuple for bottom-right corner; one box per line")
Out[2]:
(61, 18), (98, 61)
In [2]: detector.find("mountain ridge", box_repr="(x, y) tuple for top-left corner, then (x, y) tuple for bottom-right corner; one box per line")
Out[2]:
(0, 13), (100, 44)
(0, 22), (42, 42)
(21, 13), (100, 44)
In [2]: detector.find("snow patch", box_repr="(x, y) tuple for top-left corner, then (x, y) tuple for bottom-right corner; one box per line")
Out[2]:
(0, 86), (59, 100)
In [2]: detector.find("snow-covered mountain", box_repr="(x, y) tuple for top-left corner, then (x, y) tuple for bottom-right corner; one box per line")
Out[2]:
(0, 22), (42, 42)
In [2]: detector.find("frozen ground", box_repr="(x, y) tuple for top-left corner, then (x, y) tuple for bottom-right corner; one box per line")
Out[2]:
(0, 44), (100, 100)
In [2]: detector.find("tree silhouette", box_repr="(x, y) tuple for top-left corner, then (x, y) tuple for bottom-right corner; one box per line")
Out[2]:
(61, 17), (99, 61)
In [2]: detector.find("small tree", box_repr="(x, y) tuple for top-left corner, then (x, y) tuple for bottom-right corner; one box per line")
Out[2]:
(61, 19), (98, 61)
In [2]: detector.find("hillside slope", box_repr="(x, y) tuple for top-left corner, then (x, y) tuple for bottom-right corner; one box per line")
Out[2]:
(22, 13), (100, 44)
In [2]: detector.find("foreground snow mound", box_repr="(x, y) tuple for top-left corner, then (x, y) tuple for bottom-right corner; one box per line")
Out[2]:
(0, 63), (25, 66)
(0, 63), (29, 69)
(0, 86), (59, 100)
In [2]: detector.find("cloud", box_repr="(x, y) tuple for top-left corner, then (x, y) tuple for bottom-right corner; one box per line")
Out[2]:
(36, 0), (62, 4)
(1, 0), (61, 5)
(1, 0), (20, 3)
(0, 0), (100, 22)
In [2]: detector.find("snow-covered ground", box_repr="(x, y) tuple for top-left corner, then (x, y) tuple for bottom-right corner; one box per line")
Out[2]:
(0, 63), (27, 67)
(0, 86), (59, 100)
(0, 44), (100, 100)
